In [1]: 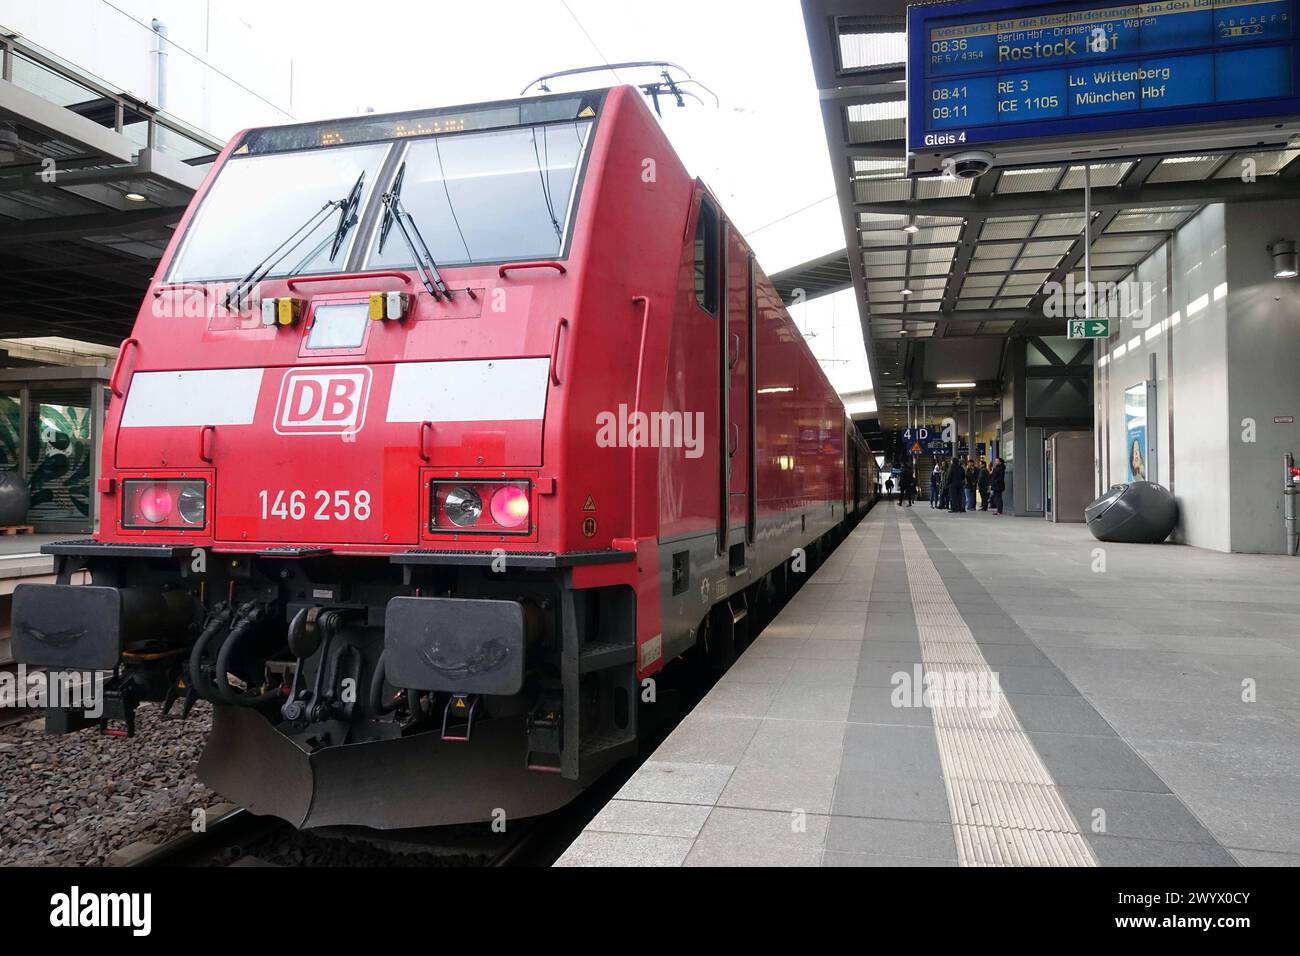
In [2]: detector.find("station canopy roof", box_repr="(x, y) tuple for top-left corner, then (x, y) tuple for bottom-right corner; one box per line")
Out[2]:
(0, 30), (221, 348)
(796, 0), (1300, 431)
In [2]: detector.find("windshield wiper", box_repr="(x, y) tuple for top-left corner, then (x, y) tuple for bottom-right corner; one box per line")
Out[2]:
(380, 164), (452, 301)
(377, 162), (405, 255)
(329, 170), (366, 261)
(222, 171), (366, 311)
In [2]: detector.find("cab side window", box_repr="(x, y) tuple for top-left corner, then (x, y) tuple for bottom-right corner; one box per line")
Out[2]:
(694, 200), (718, 315)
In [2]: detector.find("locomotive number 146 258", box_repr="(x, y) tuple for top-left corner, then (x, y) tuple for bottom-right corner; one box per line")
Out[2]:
(258, 489), (373, 521)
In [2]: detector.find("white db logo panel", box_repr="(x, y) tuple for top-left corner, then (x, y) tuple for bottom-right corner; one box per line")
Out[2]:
(275, 367), (372, 435)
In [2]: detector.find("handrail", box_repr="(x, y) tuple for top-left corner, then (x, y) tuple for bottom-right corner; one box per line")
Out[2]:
(109, 338), (140, 397)
(630, 296), (652, 539)
(199, 425), (215, 463)
(152, 282), (210, 300)
(549, 318), (569, 386)
(419, 421), (434, 462)
(498, 261), (567, 278)
(286, 271), (413, 291)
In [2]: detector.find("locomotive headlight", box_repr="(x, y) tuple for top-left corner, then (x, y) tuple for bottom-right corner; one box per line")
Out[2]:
(431, 479), (532, 534)
(123, 479), (207, 530)
(444, 485), (483, 527)
(177, 484), (206, 525)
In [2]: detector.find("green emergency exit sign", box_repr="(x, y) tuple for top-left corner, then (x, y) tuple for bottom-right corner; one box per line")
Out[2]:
(1068, 319), (1110, 339)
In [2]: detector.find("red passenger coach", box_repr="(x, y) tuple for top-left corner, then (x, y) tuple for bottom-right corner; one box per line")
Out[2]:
(11, 86), (877, 828)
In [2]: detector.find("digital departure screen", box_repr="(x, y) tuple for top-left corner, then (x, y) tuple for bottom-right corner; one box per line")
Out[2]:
(907, 0), (1300, 155)
(237, 92), (603, 155)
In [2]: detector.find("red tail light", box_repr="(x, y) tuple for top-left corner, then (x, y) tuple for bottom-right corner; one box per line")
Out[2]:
(490, 485), (530, 528)
(138, 484), (175, 523)
(123, 479), (207, 530)
(431, 480), (531, 534)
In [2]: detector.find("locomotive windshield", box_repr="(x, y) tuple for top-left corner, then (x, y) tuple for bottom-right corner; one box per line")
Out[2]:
(167, 143), (391, 282)
(368, 123), (590, 267)
(166, 93), (599, 283)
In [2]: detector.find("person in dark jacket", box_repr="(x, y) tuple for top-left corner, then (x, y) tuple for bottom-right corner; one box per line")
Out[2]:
(990, 457), (1007, 515)
(947, 458), (966, 513)
(964, 461), (977, 511)
(900, 467), (917, 507)
(977, 461), (991, 511)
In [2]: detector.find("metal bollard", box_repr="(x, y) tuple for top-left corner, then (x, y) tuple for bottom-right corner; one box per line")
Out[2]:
(1286, 453), (1299, 557)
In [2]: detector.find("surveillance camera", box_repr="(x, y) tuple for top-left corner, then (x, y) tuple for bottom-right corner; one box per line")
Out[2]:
(945, 150), (995, 179)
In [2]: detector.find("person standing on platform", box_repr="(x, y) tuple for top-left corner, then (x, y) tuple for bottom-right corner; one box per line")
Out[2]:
(899, 467), (916, 507)
(977, 461), (991, 512)
(964, 459), (977, 511)
(930, 462), (943, 508)
(990, 457), (1007, 515)
(947, 458), (966, 513)
(885, 475), (894, 499)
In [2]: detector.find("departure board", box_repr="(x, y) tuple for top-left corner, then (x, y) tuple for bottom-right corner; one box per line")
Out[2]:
(907, 0), (1300, 159)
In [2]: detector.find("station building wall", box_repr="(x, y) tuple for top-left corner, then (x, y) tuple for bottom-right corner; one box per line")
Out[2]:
(1099, 200), (1300, 554)
(0, 0), (293, 135)
(1223, 200), (1300, 554)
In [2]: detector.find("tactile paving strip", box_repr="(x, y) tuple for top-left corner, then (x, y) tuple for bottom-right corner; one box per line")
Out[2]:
(898, 523), (1097, 868)
(954, 824), (1095, 867)
(911, 605), (968, 627)
(915, 641), (987, 665)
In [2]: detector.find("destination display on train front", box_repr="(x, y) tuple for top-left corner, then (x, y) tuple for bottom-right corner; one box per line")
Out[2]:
(907, 0), (1300, 168)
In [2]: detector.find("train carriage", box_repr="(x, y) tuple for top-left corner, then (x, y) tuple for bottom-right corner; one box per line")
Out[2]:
(12, 85), (876, 829)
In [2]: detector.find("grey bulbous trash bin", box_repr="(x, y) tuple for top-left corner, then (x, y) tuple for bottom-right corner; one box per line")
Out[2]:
(1085, 481), (1178, 544)
(0, 471), (30, 527)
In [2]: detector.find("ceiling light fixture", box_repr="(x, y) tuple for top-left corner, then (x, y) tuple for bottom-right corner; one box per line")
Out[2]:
(1270, 240), (1298, 279)
(937, 382), (976, 389)
(124, 192), (147, 202)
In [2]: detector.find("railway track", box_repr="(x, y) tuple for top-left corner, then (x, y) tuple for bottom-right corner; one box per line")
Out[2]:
(128, 805), (563, 868)
(126, 808), (290, 867)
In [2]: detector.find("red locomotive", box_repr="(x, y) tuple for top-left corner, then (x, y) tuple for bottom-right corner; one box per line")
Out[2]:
(12, 85), (876, 828)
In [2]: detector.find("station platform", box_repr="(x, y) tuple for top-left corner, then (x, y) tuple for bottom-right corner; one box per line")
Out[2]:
(0, 534), (61, 582)
(556, 505), (1300, 867)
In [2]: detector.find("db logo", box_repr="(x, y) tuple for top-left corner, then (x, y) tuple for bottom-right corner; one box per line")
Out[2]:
(275, 367), (371, 435)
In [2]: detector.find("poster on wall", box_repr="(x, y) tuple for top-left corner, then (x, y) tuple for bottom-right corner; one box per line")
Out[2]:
(0, 398), (92, 523)
(1124, 382), (1149, 483)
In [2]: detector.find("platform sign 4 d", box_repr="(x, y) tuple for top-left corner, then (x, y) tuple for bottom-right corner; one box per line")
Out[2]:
(1068, 318), (1110, 339)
